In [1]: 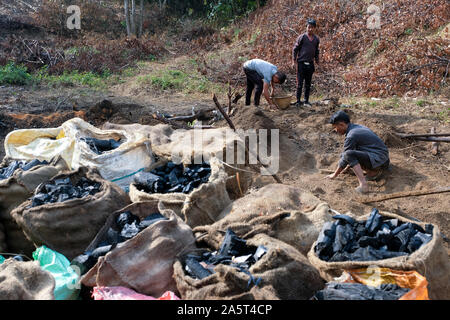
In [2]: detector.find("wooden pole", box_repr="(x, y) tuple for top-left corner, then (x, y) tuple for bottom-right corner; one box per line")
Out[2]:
(360, 186), (450, 204)
(431, 127), (439, 155)
(212, 94), (282, 184)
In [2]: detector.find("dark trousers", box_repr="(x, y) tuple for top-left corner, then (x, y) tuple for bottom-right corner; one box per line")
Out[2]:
(342, 150), (390, 171)
(296, 61), (315, 103)
(244, 67), (263, 106)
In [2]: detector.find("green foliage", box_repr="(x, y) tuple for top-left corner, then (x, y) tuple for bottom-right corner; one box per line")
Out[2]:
(35, 67), (110, 89)
(207, 0), (266, 26)
(137, 67), (222, 94)
(0, 62), (32, 85)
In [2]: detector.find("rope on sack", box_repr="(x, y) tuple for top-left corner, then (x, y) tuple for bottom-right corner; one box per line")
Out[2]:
(111, 168), (145, 193)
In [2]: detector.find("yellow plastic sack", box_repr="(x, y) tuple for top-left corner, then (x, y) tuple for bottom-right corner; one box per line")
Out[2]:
(4, 118), (156, 189)
(343, 268), (429, 300)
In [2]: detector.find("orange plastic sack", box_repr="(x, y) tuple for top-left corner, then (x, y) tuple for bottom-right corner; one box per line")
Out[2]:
(343, 268), (429, 300)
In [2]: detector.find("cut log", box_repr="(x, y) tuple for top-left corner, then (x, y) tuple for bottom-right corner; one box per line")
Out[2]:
(360, 186), (450, 204)
(431, 127), (439, 155)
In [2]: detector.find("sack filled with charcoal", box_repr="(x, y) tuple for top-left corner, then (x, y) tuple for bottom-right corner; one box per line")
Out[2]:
(173, 230), (325, 300)
(10, 166), (130, 260)
(79, 200), (196, 298)
(129, 156), (231, 228)
(0, 156), (69, 256)
(307, 209), (450, 300)
(194, 183), (334, 255)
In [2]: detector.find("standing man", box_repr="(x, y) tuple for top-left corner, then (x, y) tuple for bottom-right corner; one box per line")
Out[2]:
(326, 110), (390, 194)
(292, 18), (320, 107)
(243, 58), (286, 110)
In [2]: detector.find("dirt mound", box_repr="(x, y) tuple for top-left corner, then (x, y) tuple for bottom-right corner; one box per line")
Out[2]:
(229, 106), (277, 131)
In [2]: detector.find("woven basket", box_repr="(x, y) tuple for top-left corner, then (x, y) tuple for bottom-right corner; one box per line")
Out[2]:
(273, 95), (293, 109)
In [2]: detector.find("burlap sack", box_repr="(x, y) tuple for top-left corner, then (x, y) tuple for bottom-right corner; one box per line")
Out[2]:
(173, 233), (325, 300)
(129, 157), (231, 228)
(81, 201), (197, 298)
(307, 211), (450, 300)
(0, 156), (69, 256)
(0, 259), (55, 300)
(104, 122), (254, 200)
(194, 184), (334, 255)
(10, 167), (130, 260)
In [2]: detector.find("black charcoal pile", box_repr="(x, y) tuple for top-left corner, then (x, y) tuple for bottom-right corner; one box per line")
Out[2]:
(29, 177), (102, 208)
(313, 282), (410, 300)
(71, 211), (167, 274)
(134, 161), (211, 194)
(183, 229), (267, 285)
(314, 208), (433, 262)
(0, 159), (48, 180)
(80, 137), (122, 155)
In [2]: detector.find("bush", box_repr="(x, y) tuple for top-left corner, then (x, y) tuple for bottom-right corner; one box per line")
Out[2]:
(0, 62), (32, 85)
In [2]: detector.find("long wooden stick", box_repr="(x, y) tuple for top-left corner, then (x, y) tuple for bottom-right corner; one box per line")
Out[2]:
(213, 94), (282, 183)
(431, 127), (439, 155)
(394, 132), (450, 138)
(360, 186), (450, 204)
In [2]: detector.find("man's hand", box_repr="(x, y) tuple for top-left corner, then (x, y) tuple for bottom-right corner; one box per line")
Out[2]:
(291, 61), (296, 69)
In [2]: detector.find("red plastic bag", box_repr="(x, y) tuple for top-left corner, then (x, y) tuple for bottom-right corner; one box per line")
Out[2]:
(92, 286), (180, 300)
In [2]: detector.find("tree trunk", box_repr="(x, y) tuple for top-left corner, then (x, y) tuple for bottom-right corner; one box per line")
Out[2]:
(131, 0), (136, 36)
(124, 0), (131, 37)
(138, 0), (144, 38)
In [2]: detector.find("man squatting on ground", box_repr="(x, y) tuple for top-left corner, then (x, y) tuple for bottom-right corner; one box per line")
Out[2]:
(292, 18), (320, 107)
(326, 110), (390, 194)
(243, 58), (286, 109)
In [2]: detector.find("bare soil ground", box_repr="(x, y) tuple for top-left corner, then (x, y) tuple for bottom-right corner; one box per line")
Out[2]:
(1, 83), (448, 256)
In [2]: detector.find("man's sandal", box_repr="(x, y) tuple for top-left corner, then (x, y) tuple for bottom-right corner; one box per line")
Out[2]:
(355, 186), (369, 194)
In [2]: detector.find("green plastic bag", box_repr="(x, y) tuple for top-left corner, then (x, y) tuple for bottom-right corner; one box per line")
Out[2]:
(0, 255), (4, 264)
(33, 246), (80, 300)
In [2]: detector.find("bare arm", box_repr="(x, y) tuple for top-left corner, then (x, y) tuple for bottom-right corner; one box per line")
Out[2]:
(263, 81), (274, 106)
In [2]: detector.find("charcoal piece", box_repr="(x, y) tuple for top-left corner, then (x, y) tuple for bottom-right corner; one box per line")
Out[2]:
(57, 193), (70, 203)
(71, 254), (96, 275)
(395, 224), (415, 252)
(376, 227), (393, 245)
(54, 177), (71, 185)
(168, 169), (181, 186)
(182, 181), (194, 194)
(120, 221), (140, 240)
(425, 224), (433, 235)
(332, 214), (356, 226)
(357, 236), (381, 248)
(391, 223), (409, 236)
(350, 246), (408, 261)
(353, 222), (367, 239)
(21, 159), (48, 171)
(138, 213), (168, 230)
(31, 193), (51, 207)
(81, 137), (121, 154)
(365, 208), (382, 234)
(413, 231), (432, 245)
(133, 171), (161, 186)
(153, 180), (165, 193)
(116, 211), (140, 229)
(106, 228), (121, 246)
(185, 256), (214, 280)
(383, 219), (399, 229)
(253, 245), (268, 262)
(166, 162), (177, 170)
(315, 221), (337, 259)
(314, 282), (410, 300)
(91, 245), (112, 259)
(168, 184), (183, 193)
(3, 161), (21, 178)
(218, 229), (252, 259)
(333, 224), (354, 253)
(197, 167), (211, 178)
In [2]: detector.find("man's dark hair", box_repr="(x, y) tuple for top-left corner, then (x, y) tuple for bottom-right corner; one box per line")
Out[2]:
(275, 71), (286, 84)
(329, 110), (350, 124)
(307, 18), (317, 27)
